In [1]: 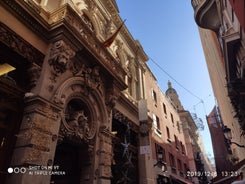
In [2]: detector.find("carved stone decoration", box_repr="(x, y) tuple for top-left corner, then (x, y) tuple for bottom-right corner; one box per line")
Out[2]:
(113, 109), (128, 123)
(74, 0), (88, 11)
(105, 20), (115, 38)
(60, 99), (96, 144)
(105, 87), (120, 109)
(49, 6), (67, 24)
(114, 40), (124, 65)
(0, 23), (44, 66)
(70, 62), (103, 94)
(66, 110), (89, 139)
(81, 14), (95, 32)
(112, 109), (139, 133)
(60, 7), (126, 81)
(48, 40), (75, 82)
(27, 63), (41, 89)
(139, 122), (151, 137)
(73, 0), (96, 12)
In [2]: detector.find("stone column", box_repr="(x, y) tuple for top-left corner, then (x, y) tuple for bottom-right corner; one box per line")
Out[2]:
(6, 96), (62, 184)
(97, 126), (113, 184)
(138, 100), (155, 184)
(130, 58), (137, 99)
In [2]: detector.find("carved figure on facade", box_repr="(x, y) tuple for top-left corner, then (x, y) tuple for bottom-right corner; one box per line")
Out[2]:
(67, 110), (89, 139)
(124, 55), (132, 71)
(129, 58), (136, 79)
(73, 0), (88, 12)
(27, 63), (41, 89)
(48, 40), (75, 82)
(105, 20), (115, 38)
(114, 40), (125, 66)
(60, 102), (96, 144)
(90, 66), (101, 88)
(73, 0), (96, 12)
(106, 87), (120, 109)
(71, 62), (102, 93)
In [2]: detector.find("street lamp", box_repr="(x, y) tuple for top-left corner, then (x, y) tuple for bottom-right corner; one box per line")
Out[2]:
(154, 148), (167, 172)
(223, 126), (245, 148)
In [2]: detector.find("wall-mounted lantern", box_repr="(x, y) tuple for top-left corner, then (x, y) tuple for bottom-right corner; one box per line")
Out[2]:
(154, 148), (167, 172)
(223, 126), (245, 148)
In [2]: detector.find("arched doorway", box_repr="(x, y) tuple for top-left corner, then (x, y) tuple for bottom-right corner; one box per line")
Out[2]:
(50, 140), (91, 184)
(51, 97), (97, 184)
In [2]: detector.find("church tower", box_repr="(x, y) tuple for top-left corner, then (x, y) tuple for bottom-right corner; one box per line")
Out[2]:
(165, 81), (184, 111)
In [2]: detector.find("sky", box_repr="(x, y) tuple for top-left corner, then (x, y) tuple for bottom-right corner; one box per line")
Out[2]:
(116, 0), (215, 160)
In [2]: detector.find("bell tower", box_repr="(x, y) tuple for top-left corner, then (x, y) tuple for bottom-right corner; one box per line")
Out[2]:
(165, 81), (184, 111)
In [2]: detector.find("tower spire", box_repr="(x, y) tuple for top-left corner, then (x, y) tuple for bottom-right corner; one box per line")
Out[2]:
(165, 81), (184, 111)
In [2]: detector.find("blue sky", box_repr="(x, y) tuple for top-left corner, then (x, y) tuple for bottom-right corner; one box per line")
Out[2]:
(116, 0), (215, 159)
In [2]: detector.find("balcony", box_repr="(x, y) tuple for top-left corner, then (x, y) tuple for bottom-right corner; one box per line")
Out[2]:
(191, 0), (221, 32)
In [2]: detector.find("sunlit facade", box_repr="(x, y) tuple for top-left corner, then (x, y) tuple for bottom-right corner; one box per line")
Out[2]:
(144, 68), (193, 184)
(0, 0), (150, 183)
(192, 0), (245, 183)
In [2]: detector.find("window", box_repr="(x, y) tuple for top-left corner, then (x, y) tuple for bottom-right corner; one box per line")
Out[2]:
(162, 148), (166, 162)
(177, 159), (182, 171)
(180, 142), (186, 155)
(166, 126), (171, 142)
(174, 135), (179, 150)
(163, 103), (167, 115)
(177, 121), (180, 133)
(153, 114), (161, 136)
(169, 153), (175, 168)
(178, 159), (184, 177)
(151, 88), (157, 103)
(169, 153), (176, 174)
(170, 113), (174, 126)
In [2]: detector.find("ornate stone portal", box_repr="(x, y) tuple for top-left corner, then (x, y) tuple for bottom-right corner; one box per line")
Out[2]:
(59, 98), (96, 144)
(50, 62), (117, 183)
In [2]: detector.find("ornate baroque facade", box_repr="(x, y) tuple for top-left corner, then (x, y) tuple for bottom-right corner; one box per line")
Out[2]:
(0, 0), (150, 183)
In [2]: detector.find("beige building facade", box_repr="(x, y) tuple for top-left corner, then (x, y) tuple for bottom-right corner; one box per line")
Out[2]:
(166, 82), (214, 184)
(144, 68), (195, 184)
(198, 27), (245, 162)
(192, 0), (245, 183)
